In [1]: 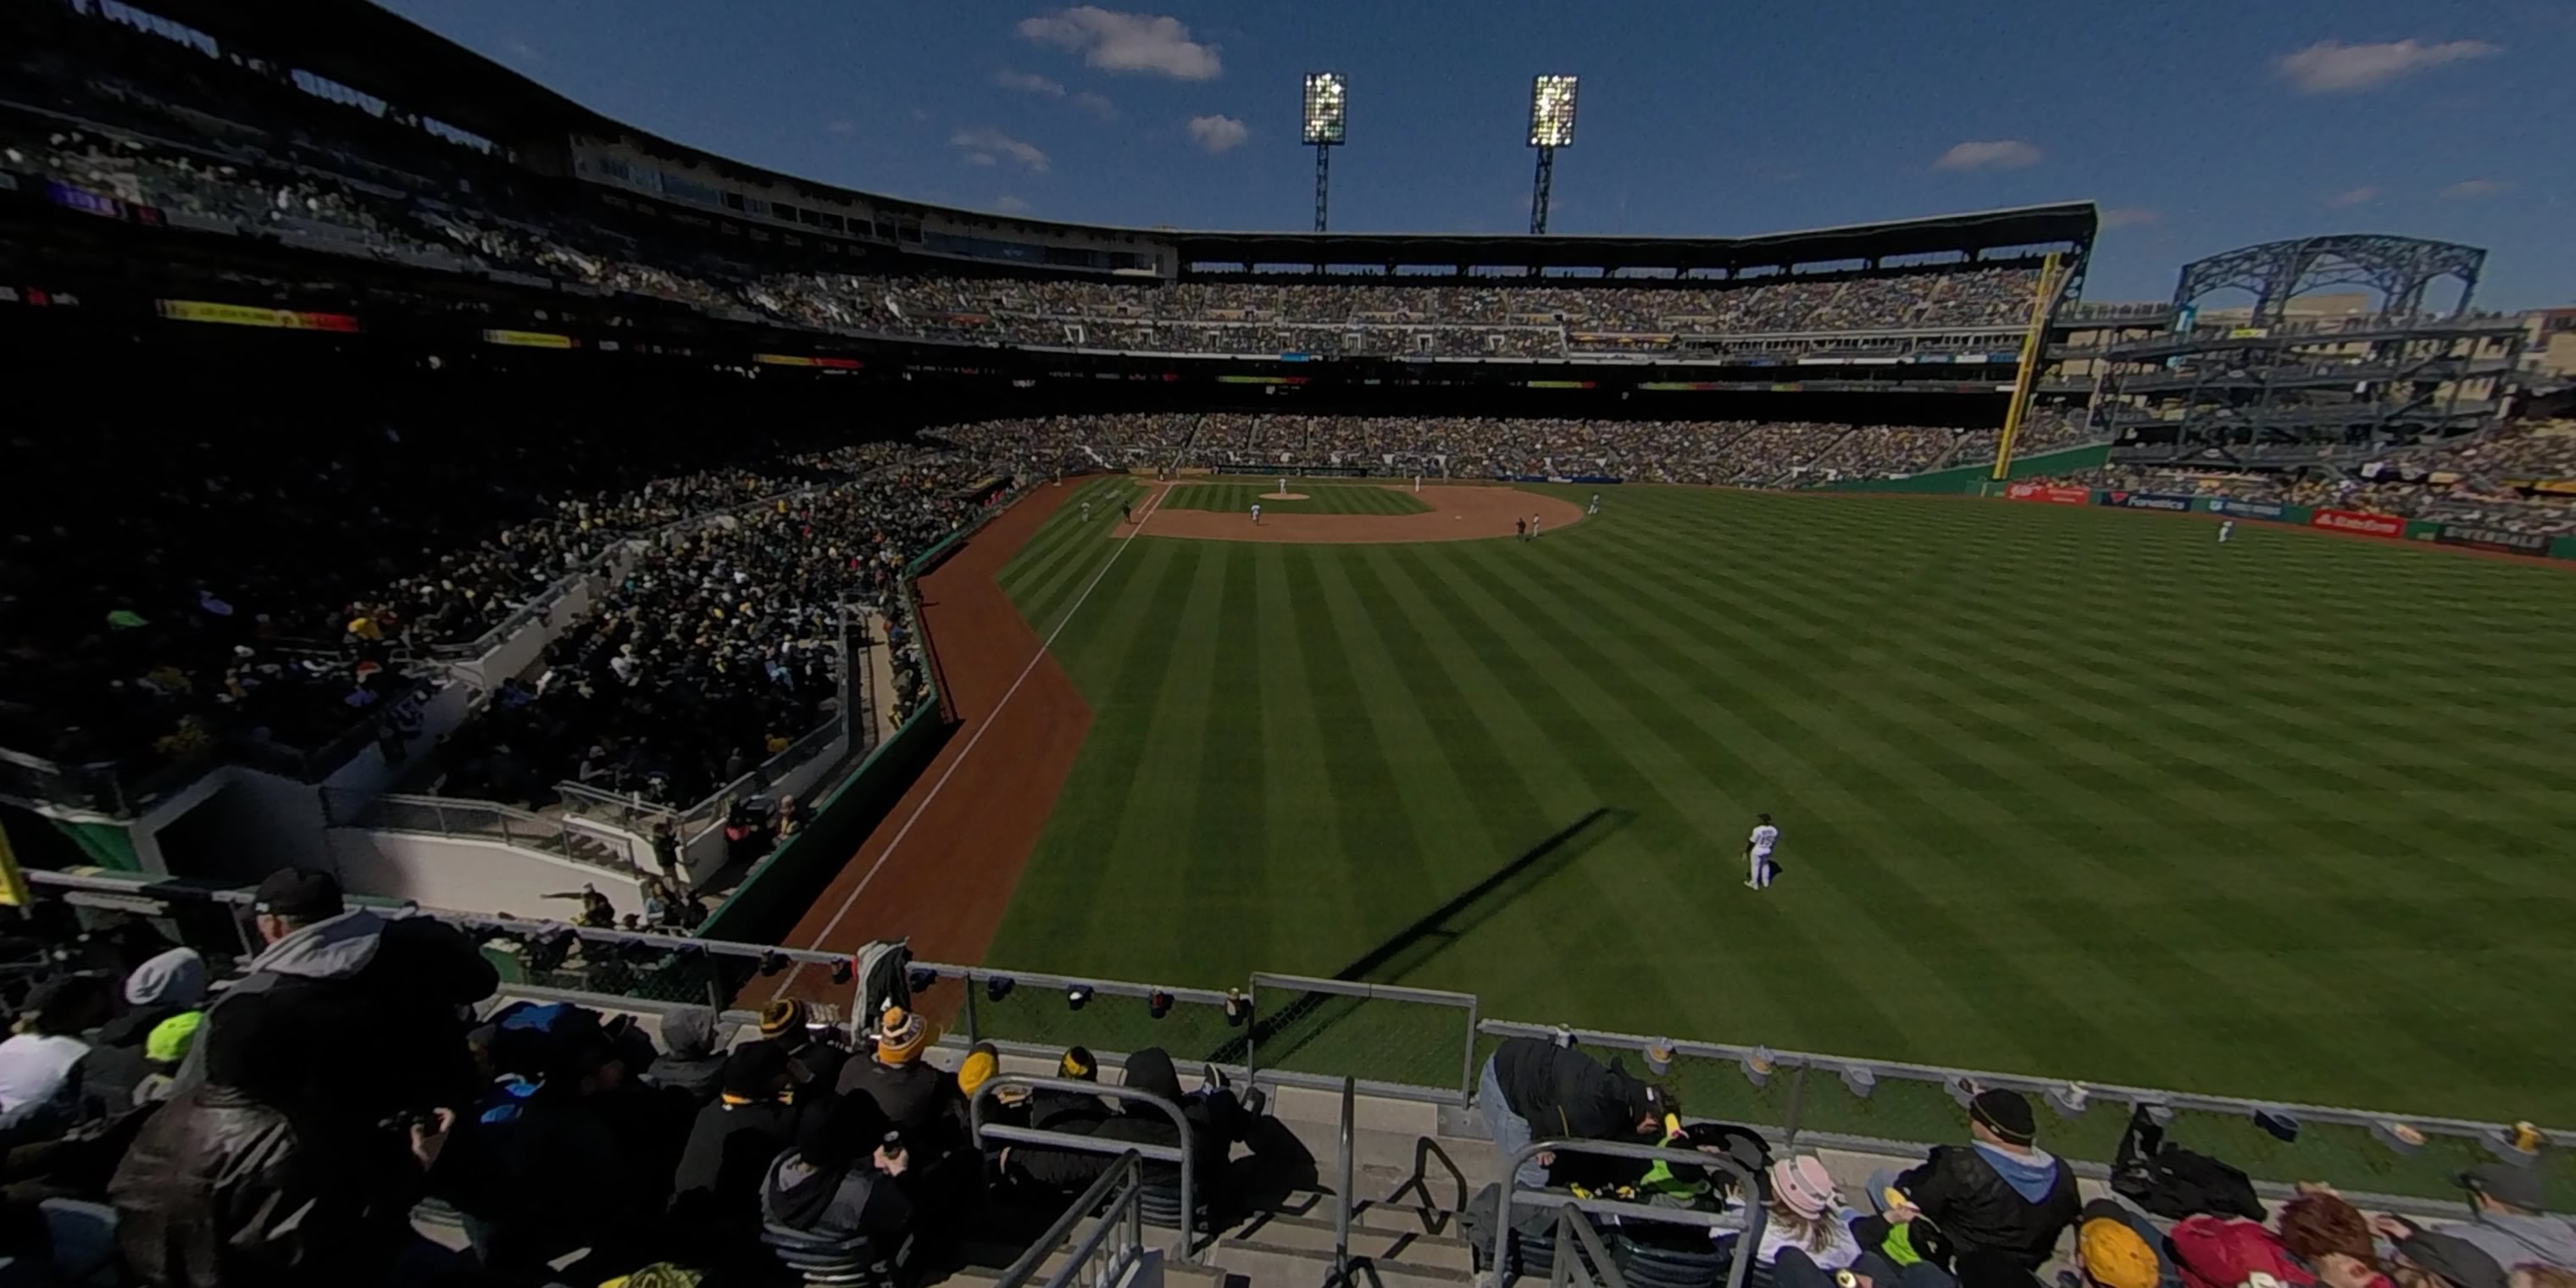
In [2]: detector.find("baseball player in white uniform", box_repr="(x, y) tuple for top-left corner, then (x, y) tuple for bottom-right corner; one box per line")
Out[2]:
(1251, 502), (1262, 525)
(1745, 813), (1780, 890)
(2218, 519), (2235, 544)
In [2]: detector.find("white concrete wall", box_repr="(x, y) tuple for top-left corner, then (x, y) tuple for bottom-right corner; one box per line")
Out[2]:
(325, 828), (647, 921)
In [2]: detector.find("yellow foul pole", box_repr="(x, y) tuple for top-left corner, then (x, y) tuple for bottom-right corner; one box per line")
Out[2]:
(1992, 252), (2067, 481)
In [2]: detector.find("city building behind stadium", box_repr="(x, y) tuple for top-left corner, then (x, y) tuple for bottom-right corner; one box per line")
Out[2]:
(1, 2), (2572, 1286)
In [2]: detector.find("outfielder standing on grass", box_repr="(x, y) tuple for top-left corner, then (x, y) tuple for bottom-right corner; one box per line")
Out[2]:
(1588, 493), (1601, 515)
(1745, 813), (1780, 890)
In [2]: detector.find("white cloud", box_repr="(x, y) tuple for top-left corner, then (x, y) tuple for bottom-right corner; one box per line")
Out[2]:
(2440, 178), (2511, 200)
(1185, 114), (1248, 153)
(2326, 185), (2381, 208)
(1017, 7), (1220, 80)
(991, 195), (1034, 214)
(1073, 92), (1119, 119)
(2276, 39), (2500, 93)
(994, 69), (1066, 96)
(951, 127), (1050, 172)
(2098, 207), (2160, 230)
(1932, 139), (2043, 172)
(826, 119), (857, 136)
(908, 107), (932, 124)
(502, 38), (542, 64)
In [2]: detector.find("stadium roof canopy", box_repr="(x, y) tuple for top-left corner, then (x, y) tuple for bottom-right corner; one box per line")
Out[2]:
(145, 0), (2096, 271)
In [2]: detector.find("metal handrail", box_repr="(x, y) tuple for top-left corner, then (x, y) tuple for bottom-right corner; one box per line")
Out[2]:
(1335, 1075), (1356, 1285)
(969, 1075), (1200, 1263)
(1495, 1138), (1763, 1288)
(1385, 1135), (1470, 1236)
(1551, 1201), (1631, 1288)
(19, 871), (2567, 1168)
(995, 1149), (1146, 1288)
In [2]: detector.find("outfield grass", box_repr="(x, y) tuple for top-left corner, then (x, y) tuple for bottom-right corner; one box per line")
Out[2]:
(983, 477), (2576, 1127)
(1161, 479), (1433, 516)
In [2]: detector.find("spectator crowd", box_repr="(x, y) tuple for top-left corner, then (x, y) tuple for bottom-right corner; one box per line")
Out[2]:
(929, 414), (2107, 486)
(2058, 420), (2576, 537)
(1, 912), (2562, 1288)
(0, 869), (1322, 1286)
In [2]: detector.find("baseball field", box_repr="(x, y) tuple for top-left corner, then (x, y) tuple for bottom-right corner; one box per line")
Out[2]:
(975, 476), (2576, 1124)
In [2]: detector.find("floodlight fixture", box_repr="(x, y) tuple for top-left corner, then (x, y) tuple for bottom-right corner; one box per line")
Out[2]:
(1525, 74), (1578, 234)
(1302, 72), (1347, 146)
(1302, 71), (1346, 232)
(1527, 75), (1579, 149)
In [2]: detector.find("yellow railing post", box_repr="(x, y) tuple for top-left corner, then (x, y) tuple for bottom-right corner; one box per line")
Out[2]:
(1993, 253), (2068, 480)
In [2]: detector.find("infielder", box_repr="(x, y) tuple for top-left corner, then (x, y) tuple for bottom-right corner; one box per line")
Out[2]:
(1744, 813), (1779, 890)
(1529, 516), (1543, 540)
(1587, 493), (1601, 515)
(2218, 519), (2235, 544)
(1251, 502), (1263, 525)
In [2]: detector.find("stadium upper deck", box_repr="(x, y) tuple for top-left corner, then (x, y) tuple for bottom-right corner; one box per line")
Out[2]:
(0, 0), (2095, 376)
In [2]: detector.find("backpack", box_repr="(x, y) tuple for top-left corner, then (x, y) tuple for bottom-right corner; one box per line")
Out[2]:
(2168, 1216), (2313, 1288)
(2114, 1142), (2266, 1222)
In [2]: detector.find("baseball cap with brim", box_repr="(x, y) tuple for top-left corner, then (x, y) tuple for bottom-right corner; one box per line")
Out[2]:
(2458, 1161), (2547, 1213)
(2396, 1231), (2507, 1288)
(253, 869), (344, 921)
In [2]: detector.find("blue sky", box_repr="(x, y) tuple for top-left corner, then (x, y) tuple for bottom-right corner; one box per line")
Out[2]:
(375, 0), (2572, 308)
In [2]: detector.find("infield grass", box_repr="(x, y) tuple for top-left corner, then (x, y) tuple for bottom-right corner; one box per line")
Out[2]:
(981, 476), (2576, 1136)
(1160, 480), (1433, 516)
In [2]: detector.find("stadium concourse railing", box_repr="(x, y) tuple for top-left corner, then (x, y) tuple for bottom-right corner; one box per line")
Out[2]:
(21, 869), (2568, 1217)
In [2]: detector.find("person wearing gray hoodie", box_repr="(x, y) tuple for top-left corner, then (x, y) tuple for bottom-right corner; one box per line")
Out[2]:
(646, 1008), (728, 1103)
(2443, 1164), (2576, 1274)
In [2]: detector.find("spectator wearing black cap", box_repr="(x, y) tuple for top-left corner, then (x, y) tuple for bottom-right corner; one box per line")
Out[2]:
(180, 868), (497, 1131)
(2390, 1230), (2509, 1288)
(1480, 1035), (1672, 1192)
(1878, 1089), (2079, 1270)
(670, 1043), (808, 1256)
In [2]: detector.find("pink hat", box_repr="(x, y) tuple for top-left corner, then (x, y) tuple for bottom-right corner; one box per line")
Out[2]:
(1770, 1156), (1839, 1219)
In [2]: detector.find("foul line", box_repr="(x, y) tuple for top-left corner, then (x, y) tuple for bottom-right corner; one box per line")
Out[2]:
(771, 480), (1169, 1001)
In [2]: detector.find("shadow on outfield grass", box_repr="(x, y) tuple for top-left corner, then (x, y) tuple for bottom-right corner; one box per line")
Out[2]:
(1219, 807), (1629, 1083)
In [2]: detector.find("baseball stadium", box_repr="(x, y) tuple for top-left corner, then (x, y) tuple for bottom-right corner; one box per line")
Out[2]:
(0, 2), (2570, 1285)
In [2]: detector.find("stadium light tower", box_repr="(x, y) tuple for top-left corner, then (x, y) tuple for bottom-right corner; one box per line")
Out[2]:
(1526, 74), (1578, 235)
(1302, 71), (1347, 233)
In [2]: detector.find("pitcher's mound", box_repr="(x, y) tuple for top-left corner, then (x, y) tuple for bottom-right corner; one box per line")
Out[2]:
(1261, 491), (1309, 501)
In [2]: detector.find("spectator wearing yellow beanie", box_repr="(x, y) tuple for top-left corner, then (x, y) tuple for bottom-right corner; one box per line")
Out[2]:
(834, 1006), (953, 1149)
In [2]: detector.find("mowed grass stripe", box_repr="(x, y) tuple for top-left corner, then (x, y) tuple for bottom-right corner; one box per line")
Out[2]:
(988, 536), (1196, 975)
(1465, 536), (2151, 1074)
(991, 482), (2576, 1120)
(1251, 548), (1370, 972)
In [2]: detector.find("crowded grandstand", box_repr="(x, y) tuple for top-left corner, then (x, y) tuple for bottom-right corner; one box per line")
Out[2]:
(3, 1), (2572, 1286)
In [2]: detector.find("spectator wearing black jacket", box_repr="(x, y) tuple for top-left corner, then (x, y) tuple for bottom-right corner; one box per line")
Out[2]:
(180, 869), (497, 1134)
(836, 1007), (957, 1152)
(670, 1043), (805, 1258)
(752, 999), (847, 1100)
(1479, 1036), (1670, 1192)
(999, 1047), (1117, 1196)
(108, 1002), (461, 1287)
(80, 947), (206, 1112)
(1880, 1090), (2080, 1271)
(760, 1090), (917, 1266)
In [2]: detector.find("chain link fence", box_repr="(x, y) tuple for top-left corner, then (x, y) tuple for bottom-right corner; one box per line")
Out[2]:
(1247, 974), (1476, 1096)
(1480, 1022), (2573, 1211)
